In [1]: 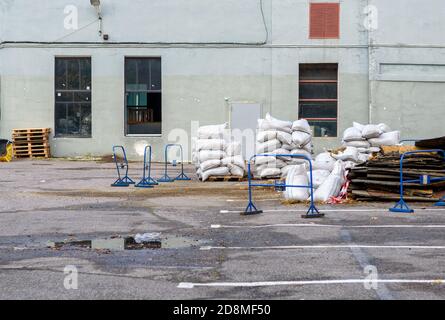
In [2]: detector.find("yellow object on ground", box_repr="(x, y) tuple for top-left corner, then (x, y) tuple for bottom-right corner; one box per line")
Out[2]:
(0, 143), (13, 162)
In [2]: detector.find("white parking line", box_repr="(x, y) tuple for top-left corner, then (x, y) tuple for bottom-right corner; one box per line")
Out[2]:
(200, 245), (445, 251)
(211, 223), (445, 229)
(177, 279), (445, 289)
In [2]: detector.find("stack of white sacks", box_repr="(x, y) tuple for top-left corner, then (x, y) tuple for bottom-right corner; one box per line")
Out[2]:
(284, 160), (346, 203)
(337, 122), (400, 169)
(284, 122), (400, 202)
(193, 123), (246, 181)
(255, 113), (312, 179)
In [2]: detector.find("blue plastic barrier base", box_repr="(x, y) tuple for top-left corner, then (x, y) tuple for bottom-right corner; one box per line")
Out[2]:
(135, 177), (158, 188)
(242, 202), (263, 216)
(434, 200), (445, 207)
(301, 205), (324, 219)
(135, 181), (155, 188)
(157, 175), (174, 183)
(122, 177), (135, 185)
(175, 173), (191, 181)
(390, 200), (414, 213)
(111, 179), (130, 187)
(302, 213), (325, 219)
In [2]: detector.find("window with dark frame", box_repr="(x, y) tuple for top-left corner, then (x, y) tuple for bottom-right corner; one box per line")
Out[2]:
(55, 57), (92, 137)
(125, 57), (162, 135)
(309, 3), (340, 39)
(299, 63), (338, 137)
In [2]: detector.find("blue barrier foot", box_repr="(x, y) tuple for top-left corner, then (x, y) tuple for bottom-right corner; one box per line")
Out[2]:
(157, 175), (174, 183)
(135, 179), (155, 188)
(301, 205), (324, 219)
(175, 173), (191, 181)
(111, 179), (130, 187)
(122, 177), (135, 184)
(242, 202), (263, 216)
(389, 199), (414, 213)
(434, 197), (445, 207)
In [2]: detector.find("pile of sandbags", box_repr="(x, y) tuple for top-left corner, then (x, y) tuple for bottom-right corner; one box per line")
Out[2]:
(339, 122), (400, 169)
(284, 160), (346, 202)
(193, 123), (246, 181)
(255, 113), (312, 179)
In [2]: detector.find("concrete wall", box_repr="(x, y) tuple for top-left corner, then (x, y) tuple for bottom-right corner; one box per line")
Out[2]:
(1, 0), (444, 160)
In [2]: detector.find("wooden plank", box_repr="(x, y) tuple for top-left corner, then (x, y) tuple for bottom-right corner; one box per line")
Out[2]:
(204, 176), (246, 182)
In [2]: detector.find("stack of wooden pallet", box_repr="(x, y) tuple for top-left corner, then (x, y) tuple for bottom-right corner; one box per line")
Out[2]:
(348, 146), (445, 202)
(12, 128), (51, 159)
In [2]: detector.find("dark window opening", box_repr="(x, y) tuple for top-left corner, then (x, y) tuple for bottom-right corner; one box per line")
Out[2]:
(55, 57), (92, 137)
(125, 58), (162, 135)
(299, 63), (338, 137)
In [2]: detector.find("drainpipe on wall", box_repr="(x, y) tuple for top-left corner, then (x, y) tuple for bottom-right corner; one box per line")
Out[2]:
(367, 0), (373, 124)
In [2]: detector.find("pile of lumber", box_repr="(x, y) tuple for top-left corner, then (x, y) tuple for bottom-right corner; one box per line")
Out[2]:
(12, 128), (51, 158)
(348, 146), (445, 202)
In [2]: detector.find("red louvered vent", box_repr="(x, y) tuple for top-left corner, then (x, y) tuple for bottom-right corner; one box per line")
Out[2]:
(310, 3), (340, 39)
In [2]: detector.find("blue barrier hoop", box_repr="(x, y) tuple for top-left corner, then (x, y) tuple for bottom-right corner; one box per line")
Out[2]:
(157, 144), (191, 182)
(390, 149), (445, 213)
(135, 145), (158, 188)
(111, 146), (135, 187)
(244, 154), (323, 219)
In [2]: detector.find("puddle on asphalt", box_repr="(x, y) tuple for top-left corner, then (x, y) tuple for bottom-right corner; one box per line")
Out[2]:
(47, 235), (201, 251)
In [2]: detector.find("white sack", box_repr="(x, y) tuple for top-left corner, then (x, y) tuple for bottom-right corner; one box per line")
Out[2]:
(277, 131), (293, 145)
(257, 130), (278, 143)
(258, 118), (292, 134)
(198, 123), (228, 139)
(201, 167), (230, 181)
(198, 150), (226, 162)
(378, 123), (391, 133)
(229, 164), (245, 177)
(196, 139), (226, 151)
(225, 141), (242, 157)
(265, 113), (293, 129)
(292, 119), (312, 134)
(256, 139), (282, 154)
(344, 140), (371, 148)
(367, 147), (381, 154)
(200, 159), (221, 172)
(353, 122), (365, 133)
(292, 131), (312, 147)
(343, 127), (364, 142)
(221, 155), (245, 169)
(368, 131), (400, 147)
(312, 161), (345, 202)
(358, 153), (372, 163)
(312, 152), (336, 172)
(331, 147), (359, 162)
(282, 143), (299, 151)
(281, 165), (296, 178)
(284, 165), (309, 201)
(308, 169), (331, 189)
(258, 167), (282, 178)
(362, 124), (382, 139)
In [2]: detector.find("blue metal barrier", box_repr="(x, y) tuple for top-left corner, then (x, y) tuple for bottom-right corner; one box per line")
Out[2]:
(157, 144), (191, 183)
(244, 154), (323, 219)
(135, 145), (158, 188)
(390, 149), (445, 213)
(111, 146), (135, 187)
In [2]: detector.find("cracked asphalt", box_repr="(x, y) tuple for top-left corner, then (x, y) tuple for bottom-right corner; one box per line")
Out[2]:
(1, 159), (445, 300)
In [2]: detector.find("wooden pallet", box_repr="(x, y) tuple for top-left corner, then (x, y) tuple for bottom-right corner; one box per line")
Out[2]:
(12, 128), (51, 159)
(204, 176), (246, 182)
(12, 134), (49, 142)
(14, 150), (51, 158)
(12, 128), (51, 134)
